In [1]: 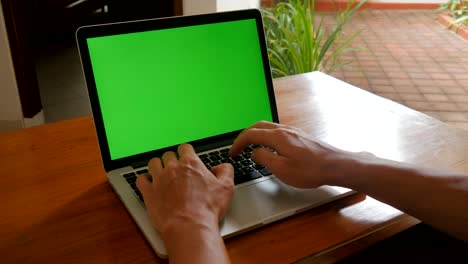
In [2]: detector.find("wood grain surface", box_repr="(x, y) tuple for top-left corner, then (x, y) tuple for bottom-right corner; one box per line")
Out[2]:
(0, 72), (466, 263)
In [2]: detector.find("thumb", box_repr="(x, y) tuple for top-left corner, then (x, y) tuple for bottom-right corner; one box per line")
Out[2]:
(211, 163), (234, 182)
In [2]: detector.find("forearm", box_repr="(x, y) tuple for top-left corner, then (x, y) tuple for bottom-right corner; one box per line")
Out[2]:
(162, 217), (230, 264)
(330, 154), (468, 240)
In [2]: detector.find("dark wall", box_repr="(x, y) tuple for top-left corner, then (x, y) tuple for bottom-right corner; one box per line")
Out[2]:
(1, 0), (42, 118)
(32, 0), (177, 36)
(1, 0), (180, 119)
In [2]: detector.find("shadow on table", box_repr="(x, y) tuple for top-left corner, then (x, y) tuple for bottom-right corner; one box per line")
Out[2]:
(4, 182), (164, 263)
(337, 222), (468, 264)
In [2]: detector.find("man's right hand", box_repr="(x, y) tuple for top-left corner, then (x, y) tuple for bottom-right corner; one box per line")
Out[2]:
(233, 121), (468, 241)
(230, 121), (368, 188)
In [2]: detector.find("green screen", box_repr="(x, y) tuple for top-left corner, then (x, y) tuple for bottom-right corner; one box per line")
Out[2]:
(87, 19), (273, 160)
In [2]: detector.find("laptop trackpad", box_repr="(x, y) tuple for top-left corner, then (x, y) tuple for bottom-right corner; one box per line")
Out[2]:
(229, 178), (301, 226)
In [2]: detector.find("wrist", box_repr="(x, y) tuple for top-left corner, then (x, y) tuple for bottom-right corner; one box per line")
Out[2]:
(328, 151), (417, 190)
(160, 214), (226, 262)
(161, 213), (219, 242)
(326, 151), (380, 189)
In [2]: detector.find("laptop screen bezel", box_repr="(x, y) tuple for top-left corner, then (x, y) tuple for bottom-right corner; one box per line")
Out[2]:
(76, 9), (279, 172)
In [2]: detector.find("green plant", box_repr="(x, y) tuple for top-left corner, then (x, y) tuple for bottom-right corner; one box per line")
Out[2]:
(437, 0), (468, 25)
(262, 0), (366, 78)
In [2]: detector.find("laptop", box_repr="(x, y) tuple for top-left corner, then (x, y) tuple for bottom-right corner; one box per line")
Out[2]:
(76, 9), (353, 258)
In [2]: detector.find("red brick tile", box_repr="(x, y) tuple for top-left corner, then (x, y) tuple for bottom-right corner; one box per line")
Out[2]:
(424, 94), (450, 102)
(408, 72), (431, 79)
(439, 63), (459, 68)
(362, 65), (384, 71)
(438, 112), (468, 121)
(376, 92), (401, 101)
(456, 103), (468, 111)
(448, 95), (468, 102)
(382, 66), (404, 73)
(344, 77), (369, 88)
(443, 86), (467, 95)
(346, 59), (361, 69)
(380, 62), (401, 68)
(359, 60), (380, 67)
(330, 71), (344, 79)
(391, 79), (414, 86)
(456, 79), (468, 87)
(432, 102), (459, 111)
(430, 73), (452, 80)
(423, 67), (444, 73)
(395, 85), (419, 93)
(399, 93), (426, 101)
(363, 86), (376, 93)
(412, 79), (436, 86)
(444, 67), (468, 73)
(445, 122), (468, 132)
(434, 79), (460, 87)
(400, 63), (420, 70)
(387, 72), (410, 79)
(326, 10), (467, 124)
(369, 78), (391, 85)
(373, 85), (397, 92)
(404, 101), (434, 111)
(418, 86), (443, 94)
(421, 111), (441, 120)
(402, 67), (424, 73)
(356, 53), (376, 59)
(415, 56), (435, 62)
(375, 53), (394, 59)
(344, 71), (365, 78)
(365, 71), (387, 79)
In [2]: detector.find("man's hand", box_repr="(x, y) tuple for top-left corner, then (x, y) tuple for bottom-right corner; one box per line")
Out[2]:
(232, 121), (468, 241)
(136, 143), (234, 237)
(230, 121), (365, 188)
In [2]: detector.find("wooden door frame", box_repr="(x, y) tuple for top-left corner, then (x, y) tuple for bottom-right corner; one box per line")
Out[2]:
(1, 0), (42, 118)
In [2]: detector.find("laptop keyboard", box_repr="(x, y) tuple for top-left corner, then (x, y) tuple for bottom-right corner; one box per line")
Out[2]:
(122, 146), (272, 202)
(122, 169), (148, 201)
(200, 146), (272, 185)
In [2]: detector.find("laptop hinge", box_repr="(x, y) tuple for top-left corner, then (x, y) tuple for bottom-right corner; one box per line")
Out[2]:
(131, 160), (150, 169)
(129, 138), (235, 169)
(194, 138), (234, 153)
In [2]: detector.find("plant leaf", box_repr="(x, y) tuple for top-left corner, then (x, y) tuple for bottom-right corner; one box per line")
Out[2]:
(454, 14), (468, 23)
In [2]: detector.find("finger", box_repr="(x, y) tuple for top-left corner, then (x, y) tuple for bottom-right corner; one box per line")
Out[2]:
(147, 157), (162, 175)
(211, 163), (234, 182)
(177, 144), (199, 161)
(136, 173), (152, 194)
(246, 120), (280, 130)
(161, 151), (177, 167)
(230, 128), (279, 156)
(235, 121), (280, 140)
(252, 121), (301, 134)
(251, 147), (288, 173)
(229, 121), (281, 156)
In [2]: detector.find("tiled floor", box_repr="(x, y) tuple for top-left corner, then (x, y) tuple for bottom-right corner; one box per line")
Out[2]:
(36, 9), (468, 131)
(36, 37), (91, 123)
(328, 10), (468, 131)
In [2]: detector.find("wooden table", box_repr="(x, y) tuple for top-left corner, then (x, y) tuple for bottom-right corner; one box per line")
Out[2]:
(1, 72), (467, 263)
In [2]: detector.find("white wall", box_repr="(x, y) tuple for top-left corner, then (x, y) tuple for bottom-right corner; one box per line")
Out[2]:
(183, 0), (260, 15)
(370, 0), (444, 3)
(183, 0), (217, 15)
(0, 1), (24, 132)
(217, 0), (260, 11)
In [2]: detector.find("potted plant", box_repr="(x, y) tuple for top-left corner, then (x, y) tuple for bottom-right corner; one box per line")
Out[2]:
(437, 0), (468, 26)
(262, 0), (366, 77)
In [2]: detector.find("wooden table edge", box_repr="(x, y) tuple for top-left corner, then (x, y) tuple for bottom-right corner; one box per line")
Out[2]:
(294, 214), (421, 263)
